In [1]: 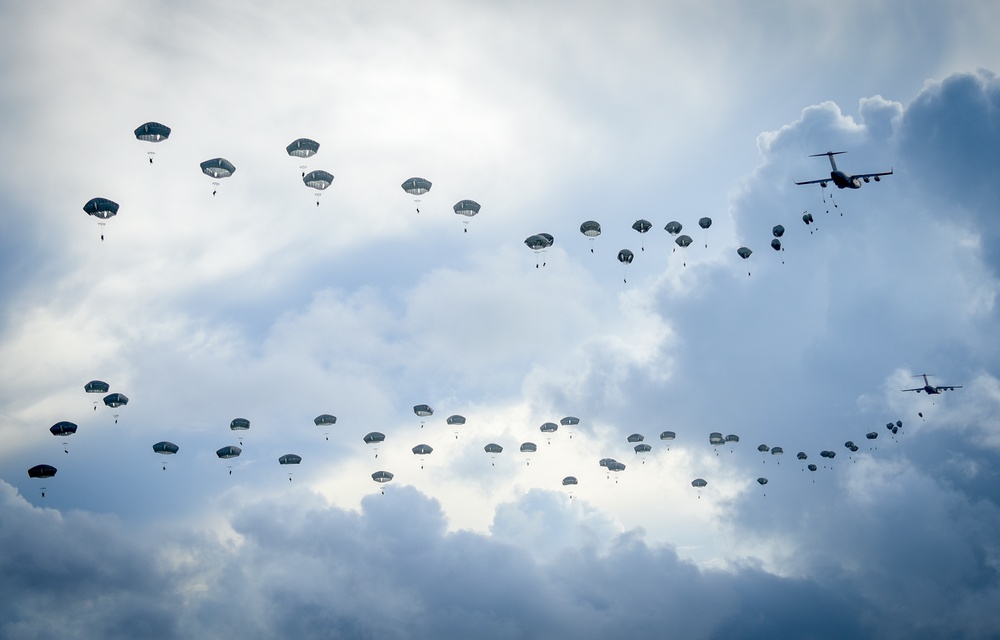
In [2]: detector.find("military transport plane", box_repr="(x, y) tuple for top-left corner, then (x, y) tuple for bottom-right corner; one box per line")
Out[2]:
(902, 374), (963, 394)
(795, 151), (893, 189)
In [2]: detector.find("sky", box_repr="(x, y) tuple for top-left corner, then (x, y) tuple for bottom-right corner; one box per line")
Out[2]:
(1, 1), (1000, 638)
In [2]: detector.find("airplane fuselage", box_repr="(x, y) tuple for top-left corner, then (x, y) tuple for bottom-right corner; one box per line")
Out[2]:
(829, 171), (862, 189)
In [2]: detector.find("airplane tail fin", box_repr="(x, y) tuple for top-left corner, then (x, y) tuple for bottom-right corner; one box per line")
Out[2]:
(809, 151), (846, 172)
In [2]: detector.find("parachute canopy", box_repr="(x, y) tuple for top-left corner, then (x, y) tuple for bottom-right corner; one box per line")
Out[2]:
(84, 380), (109, 394)
(314, 414), (337, 426)
(664, 221), (682, 235)
(634, 443), (652, 454)
(447, 414), (466, 425)
(413, 404), (434, 417)
(660, 431), (676, 440)
(28, 464), (57, 479)
(560, 416), (580, 426)
(412, 444), (433, 455)
(691, 478), (707, 488)
(562, 476), (578, 486)
(772, 224), (785, 238)
(230, 418), (250, 431)
(364, 432), (386, 444)
(286, 138), (320, 158)
(279, 454), (302, 465)
(738, 247), (753, 259)
(632, 219), (652, 234)
(540, 422), (558, 433)
(525, 234), (553, 250)
(453, 200), (481, 217)
(83, 198), (119, 220)
(303, 170), (334, 190)
(484, 443), (503, 454)
(725, 434), (740, 443)
(401, 177), (431, 195)
(216, 446), (242, 459)
(757, 444), (770, 453)
(103, 393), (128, 408)
(580, 220), (602, 237)
(200, 158), (236, 179)
(134, 122), (171, 142)
(757, 477), (768, 486)
(520, 442), (537, 453)
(627, 433), (644, 443)
(796, 451), (808, 460)
(698, 217), (712, 229)
(675, 234), (693, 248)
(372, 470), (394, 483)
(49, 421), (78, 437)
(152, 441), (179, 455)
(617, 249), (634, 264)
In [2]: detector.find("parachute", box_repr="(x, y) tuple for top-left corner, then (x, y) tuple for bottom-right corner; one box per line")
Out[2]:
(303, 170), (334, 205)
(216, 445), (241, 474)
(519, 442), (537, 465)
(675, 235), (693, 265)
(757, 477), (769, 495)
(412, 444), (433, 469)
(401, 177), (431, 213)
(691, 478), (707, 498)
(27, 464), (57, 497)
(134, 122), (171, 143)
(286, 138), (320, 158)
(698, 216), (712, 247)
(50, 421), (77, 453)
(83, 197), (119, 241)
(279, 453), (302, 480)
(632, 219), (652, 251)
(84, 380), (109, 394)
(664, 221), (682, 236)
(627, 433), (644, 443)
(525, 234), (554, 267)
(200, 158), (236, 196)
(314, 414), (336, 440)
(484, 443), (503, 465)
(454, 200), (481, 232)
(103, 393), (128, 421)
(560, 415), (579, 439)
(104, 392), (128, 408)
(286, 138), (320, 177)
(617, 249), (634, 282)
(134, 122), (171, 163)
(414, 404), (433, 428)
(634, 443), (652, 459)
(447, 414), (466, 439)
(660, 430), (676, 450)
(737, 246), (753, 276)
(802, 211), (815, 234)
(771, 446), (784, 464)
(772, 224), (785, 238)
(580, 220), (601, 252)
(364, 431), (385, 458)
(230, 418), (250, 444)
(152, 441), (179, 470)
(372, 470), (394, 493)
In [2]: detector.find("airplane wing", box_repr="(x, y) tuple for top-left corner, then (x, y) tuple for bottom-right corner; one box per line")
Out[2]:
(851, 169), (893, 181)
(901, 387), (924, 393)
(794, 178), (829, 186)
(937, 385), (962, 391)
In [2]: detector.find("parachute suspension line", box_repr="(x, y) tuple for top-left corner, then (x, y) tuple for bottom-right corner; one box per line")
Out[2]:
(829, 191), (841, 215)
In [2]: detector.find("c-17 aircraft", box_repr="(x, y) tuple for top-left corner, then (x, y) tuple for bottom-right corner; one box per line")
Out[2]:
(902, 374), (962, 394)
(795, 151), (893, 189)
